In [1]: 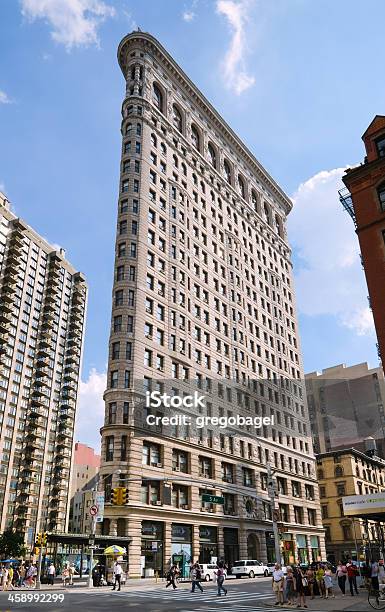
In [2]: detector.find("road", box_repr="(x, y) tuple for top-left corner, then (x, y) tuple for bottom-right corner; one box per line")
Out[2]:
(0, 576), (370, 612)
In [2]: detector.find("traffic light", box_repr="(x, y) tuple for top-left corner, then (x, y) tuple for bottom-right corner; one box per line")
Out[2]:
(34, 547), (40, 556)
(35, 532), (42, 546)
(41, 532), (48, 546)
(111, 487), (127, 505)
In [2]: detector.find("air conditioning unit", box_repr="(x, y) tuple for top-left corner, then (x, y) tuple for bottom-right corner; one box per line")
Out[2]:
(173, 467), (180, 472)
(157, 463), (162, 468)
(146, 334), (153, 340)
(181, 504), (189, 509)
(208, 508), (214, 513)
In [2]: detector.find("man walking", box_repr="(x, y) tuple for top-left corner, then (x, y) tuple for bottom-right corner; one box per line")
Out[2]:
(112, 560), (122, 591)
(272, 562), (285, 606)
(165, 564), (178, 589)
(48, 563), (56, 586)
(347, 561), (359, 596)
(190, 563), (203, 593)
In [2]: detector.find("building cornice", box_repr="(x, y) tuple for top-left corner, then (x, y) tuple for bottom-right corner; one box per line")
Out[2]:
(117, 31), (293, 216)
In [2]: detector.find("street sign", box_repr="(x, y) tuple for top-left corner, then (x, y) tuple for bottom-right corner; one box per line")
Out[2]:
(202, 494), (224, 504)
(90, 505), (98, 516)
(95, 492), (105, 523)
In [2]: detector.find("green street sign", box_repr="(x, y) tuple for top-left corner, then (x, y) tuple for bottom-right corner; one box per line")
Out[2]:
(202, 494), (224, 504)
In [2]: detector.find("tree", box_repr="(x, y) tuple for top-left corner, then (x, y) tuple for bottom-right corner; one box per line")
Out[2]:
(0, 529), (27, 559)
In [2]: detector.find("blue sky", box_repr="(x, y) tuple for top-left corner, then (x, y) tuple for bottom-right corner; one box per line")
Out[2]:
(1, 0), (384, 447)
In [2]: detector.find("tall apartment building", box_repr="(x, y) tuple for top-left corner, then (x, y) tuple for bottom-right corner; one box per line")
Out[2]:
(316, 446), (385, 563)
(99, 31), (325, 578)
(0, 192), (87, 544)
(306, 362), (385, 457)
(340, 115), (385, 364)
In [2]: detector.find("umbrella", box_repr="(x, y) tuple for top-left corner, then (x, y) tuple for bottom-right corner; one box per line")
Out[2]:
(103, 545), (126, 555)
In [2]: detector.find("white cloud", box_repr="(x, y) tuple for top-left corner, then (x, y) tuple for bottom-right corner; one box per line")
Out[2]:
(21, 0), (115, 50)
(289, 167), (375, 337)
(183, 10), (195, 21)
(0, 90), (12, 104)
(75, 368), (106, 451)
(216, 0), (255, 95)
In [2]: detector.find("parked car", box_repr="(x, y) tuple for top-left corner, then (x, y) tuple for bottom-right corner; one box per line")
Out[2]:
(266, 563), (287, 575)
(198, 564), (227, 582)
(232, 560), (269, 578)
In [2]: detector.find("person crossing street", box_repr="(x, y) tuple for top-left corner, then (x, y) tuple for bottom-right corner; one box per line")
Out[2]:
(190, 562), (203, 593)
(215, 562), (227, 597)
(112, 560), (123, 591)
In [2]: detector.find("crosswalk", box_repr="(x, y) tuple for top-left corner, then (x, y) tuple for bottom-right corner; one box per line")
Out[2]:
(103, 587), (274, 604)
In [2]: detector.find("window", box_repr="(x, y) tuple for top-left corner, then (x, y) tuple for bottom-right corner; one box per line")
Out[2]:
(113, 315), (122, 332)
(335, 465), (344, 478)
(321, 504), (328, 519)
(108, 402), (117, 424)
(191, 125), (200, 150)
(105, 436), (114, 461)
(208, 143), (216, 168)
(115, 290), (123, 306)
(112, 342), (120, 359)
(110, 370), (118, 388)
(123, 402), (129, 424)
(199, 456), (213, 478)
(376, 135), (385, 158)
(378, 182), (385, 211)
(308, 508), (316, 526)
(242, 467), (253, 487)
(223, 159), (231, 184)
(172, 105), (182, 133)
(238, 175), (246, 199)
(142, 442), (161, 466)
(336, 482), (346, 496)
(172, 449), (189, 473)
(342, 524), (352, 540)
(121, 435), (127, 460)
(152, 83), (163, 112)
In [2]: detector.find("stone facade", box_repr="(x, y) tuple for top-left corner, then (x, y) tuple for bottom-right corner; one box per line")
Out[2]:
(99, 32), (325, 578)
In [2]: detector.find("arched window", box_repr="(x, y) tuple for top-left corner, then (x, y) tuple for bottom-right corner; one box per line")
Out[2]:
(275, 214), (282, 237)
(125, 123), (132, 136)
(238, 175), (246, 199)
(136, 123), (141, 136)
(191, 125), (200, 151)
(208, 143), (216, 168)
(172, 105), (183, 133)
(251, 190), (258, 212)
(263, 203), (270, 225)
(152, 83), (163, 112)
(378, 182), (385, 212)
(151, 133), (157, 147)
(223, 159), (232, 185)
(335, 465), (344, 478)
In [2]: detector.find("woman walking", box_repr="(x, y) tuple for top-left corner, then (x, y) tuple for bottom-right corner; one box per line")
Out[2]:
(306, 566), (315, 599)
(336, 561), (347, 596)
(324, 566), (335, 599)
(165, 564), (178, 590)
(215, 562), (227, 597)
(285, 566), (297, 606)
(294, 566), (308, 609)
(316, 564), (326, 598)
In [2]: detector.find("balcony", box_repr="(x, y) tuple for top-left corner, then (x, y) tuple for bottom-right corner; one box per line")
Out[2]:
(3, 267), (18, 283)
(339, 187), (357, 227)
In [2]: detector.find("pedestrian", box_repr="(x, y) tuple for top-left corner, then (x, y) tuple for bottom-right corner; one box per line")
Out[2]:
(92, 565), (100, 587)
(2, 567), (9, 591)
(7, 565), (14, 591)
(371, 560), (380, 591)
(346, 562), (359, 596)
(112, 560), (122, 591)
(62, 565), (70, 587)
(315, 564), (325, 598)
(48, 563), (56, 586)
(306, 566), (315, 599)
(272, 562), (285, 606)
(68, 563), (75, 586)
(13, 566), (20, 588)
(293, 565), (307, 609)
(165, 564), (178, 590)
(285, 566), (296, 606)
(18, 564), (25, 588)
(379, 561), (385, 585)
(336, 560), (347, 596)
(215, 561), (227, 597)
(190, 562), (204, 593)
(324, 565), (335, 598)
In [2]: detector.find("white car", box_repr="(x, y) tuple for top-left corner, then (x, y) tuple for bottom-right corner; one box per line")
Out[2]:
(232, 560), (269, 578)
(198, 564), (227, 581)
(267, 563), (287, 576)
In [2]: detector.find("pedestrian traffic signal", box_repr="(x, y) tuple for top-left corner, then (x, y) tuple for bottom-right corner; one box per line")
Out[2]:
(34, 547), (40, 555)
